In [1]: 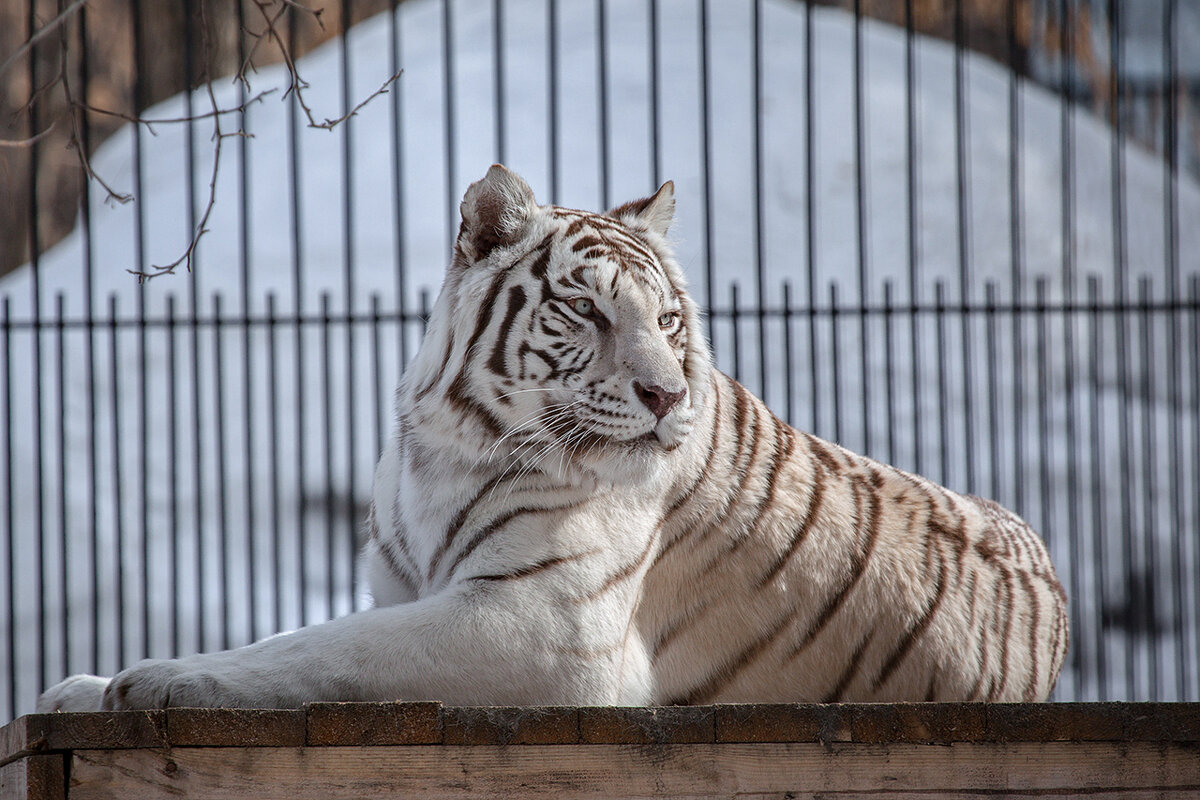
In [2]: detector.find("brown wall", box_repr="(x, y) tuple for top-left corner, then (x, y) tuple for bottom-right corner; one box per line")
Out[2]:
(0, 0), (393, 278)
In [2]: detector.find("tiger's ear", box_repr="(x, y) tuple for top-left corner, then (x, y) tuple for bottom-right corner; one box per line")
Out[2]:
(608, 180), (675, 238)
(458, 164), (537, 262)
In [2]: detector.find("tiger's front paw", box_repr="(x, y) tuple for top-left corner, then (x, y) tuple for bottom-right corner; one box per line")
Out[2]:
(38, 674), (110, 712)
(102, 658), (254, 710)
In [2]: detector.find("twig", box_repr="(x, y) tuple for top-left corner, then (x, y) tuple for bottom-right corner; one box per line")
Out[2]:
(242, 0), (400, 130)
(73, 88), (276, 135)
(129, 0), (229, 282)
(57, 22), (133, 206)
(310, 68), (402, 130)
(279, 0), (325, 28)
(0, 0), (88, 80)
(0, 121), (55, 148)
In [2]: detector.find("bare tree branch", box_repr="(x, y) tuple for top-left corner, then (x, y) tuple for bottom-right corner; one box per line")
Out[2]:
(0, 0), (88, 80)
(73, 88), (276, 135)
(130, 0), (241, 282)
(13, 0), (401, 281)
(242, 0), (400, 131)
(0, 121), (55, 148)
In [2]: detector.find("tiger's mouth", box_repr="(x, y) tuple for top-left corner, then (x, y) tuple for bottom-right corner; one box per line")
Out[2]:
(563, 402), (690, 453)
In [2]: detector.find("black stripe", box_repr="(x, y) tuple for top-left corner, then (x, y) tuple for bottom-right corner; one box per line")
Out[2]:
(518, 343), (563, 380)
(444, 275), (508, 437)
(487, 284), (527, 376)
(573, 529), (658, 604)
(1019, 569), (1042, 701)
(528, 232), (556, 279)
(668, 604), (800, 705)
(991, 564), (1016, 701)
(469, 549), (596, 583)
(803, 433), (843, 476)
(447, 503), (574, 578)
(823, 627), (875, 703)
(758, 460), (826, 588)
(649, 381), (725, 569)
(693, 384), (761, 558)
(786, 477), (882, 660)
(872, 533), (950, 692)
(429, 473), (508, 581)
(571, 235), (604, 252)
(965, 583), (990, 701)
(390, 522), (421, 578)
(414, 324), (456, 401)
(924, 666), (940, 702)
(374, 528), (420, 590)
(721, 413), (788, 559)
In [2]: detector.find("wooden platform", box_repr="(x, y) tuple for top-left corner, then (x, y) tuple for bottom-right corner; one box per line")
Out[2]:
(2, 702), (1199, 799)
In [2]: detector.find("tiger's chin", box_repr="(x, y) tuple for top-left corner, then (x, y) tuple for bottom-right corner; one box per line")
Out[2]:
(569, 416), (693, 486)
(610, 408), (694, 453)
(653, 408), (695, 451)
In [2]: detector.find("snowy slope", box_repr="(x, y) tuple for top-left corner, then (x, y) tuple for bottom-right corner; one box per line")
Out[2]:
(2, 0), (1198, 718)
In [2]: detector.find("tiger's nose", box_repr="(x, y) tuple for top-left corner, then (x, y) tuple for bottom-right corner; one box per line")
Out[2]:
(633, 380), (686, 420)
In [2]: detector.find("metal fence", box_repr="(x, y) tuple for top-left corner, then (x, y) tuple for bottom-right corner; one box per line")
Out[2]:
(2, 0), (1199, 722)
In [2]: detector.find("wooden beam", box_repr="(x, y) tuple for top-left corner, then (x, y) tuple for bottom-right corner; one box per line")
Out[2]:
(2, 703), (1198, 799)
(0, 755), (64, 800)
(67, 741), (1200, 800)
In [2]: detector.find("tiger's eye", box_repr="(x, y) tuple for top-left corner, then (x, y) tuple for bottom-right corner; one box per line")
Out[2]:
(658, 311), (678, 329)
(569, 297), (595, 316)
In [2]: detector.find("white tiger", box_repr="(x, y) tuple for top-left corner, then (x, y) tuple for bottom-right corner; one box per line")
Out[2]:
(39, 165), (1067, 712)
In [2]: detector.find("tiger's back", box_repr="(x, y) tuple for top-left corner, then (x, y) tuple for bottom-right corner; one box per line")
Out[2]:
(642, 372), (1068, 703)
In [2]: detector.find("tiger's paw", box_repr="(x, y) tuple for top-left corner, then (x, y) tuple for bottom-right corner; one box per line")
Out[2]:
(101, 658), (257, 710)
(37, 674), (110, 712)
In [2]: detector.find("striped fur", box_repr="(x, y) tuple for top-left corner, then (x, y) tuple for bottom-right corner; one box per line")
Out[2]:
(38, 165), (1066, 712)
(365, 165), (1068, 704)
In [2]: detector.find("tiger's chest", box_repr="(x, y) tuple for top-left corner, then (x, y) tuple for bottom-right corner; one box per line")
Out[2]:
(375, 445), (665, 599)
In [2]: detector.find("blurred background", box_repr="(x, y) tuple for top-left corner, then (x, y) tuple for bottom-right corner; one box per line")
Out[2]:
(0, 0), (1197, 720)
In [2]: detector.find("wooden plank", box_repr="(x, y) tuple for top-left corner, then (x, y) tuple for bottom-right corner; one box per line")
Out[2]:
(166, 709), (305, 747)
(4, 703), (1198, 753)
(67, 741), (1200, 800)
(0, 755), (65, 800)
(306, 702), (441, 746)
(0, 718), (46, 767)
(1, 713), (165, 767)
(985, 701), (1200, 742)
(442, 706), (580, 745)
(579, 706), (715, 744)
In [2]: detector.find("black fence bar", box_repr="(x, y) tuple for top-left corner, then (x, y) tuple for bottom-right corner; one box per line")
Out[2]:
(3, 297), (13, 717)
(238, 0), (258, 644)
(266, 293), (284, 639)
(1084, 276), (1106, 699)
(213, 295), (231, 653)
(596, 0), (610, 210)
(547, 0), (559, 201)
(54, 293), (67, 684)
(1191, 275), (1200, 700)
(166, 295), (181, 658)
(442, 0), (457, 240)
(854, 0), (869, 459)
(648, 0), (661, 187)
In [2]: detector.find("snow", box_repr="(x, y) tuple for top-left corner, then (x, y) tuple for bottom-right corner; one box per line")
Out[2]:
(2, 0), (1198, 719)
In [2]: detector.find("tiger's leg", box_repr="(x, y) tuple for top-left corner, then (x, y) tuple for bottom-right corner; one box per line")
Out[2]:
(40, 581), (641, 711)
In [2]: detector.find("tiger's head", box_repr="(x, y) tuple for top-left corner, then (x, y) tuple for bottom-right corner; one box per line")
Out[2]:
(405, 165), (711, 482)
